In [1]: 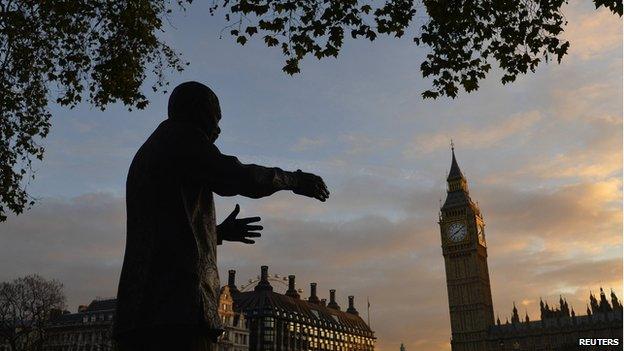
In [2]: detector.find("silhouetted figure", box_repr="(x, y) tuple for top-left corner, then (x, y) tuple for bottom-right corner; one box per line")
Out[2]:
(113, 82), (329, 351)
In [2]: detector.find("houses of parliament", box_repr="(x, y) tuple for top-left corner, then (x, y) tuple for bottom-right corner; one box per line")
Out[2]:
(438, 147), (622, 351)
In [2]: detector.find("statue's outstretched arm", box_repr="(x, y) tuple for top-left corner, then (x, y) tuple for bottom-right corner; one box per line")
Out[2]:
(209, 150), (328, 201)
(174, 123), (329, 201)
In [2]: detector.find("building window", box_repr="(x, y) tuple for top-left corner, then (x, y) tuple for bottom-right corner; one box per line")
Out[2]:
(263, 317), (274, 328)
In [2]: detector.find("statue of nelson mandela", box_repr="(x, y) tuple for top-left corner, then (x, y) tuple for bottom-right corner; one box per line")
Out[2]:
(113, 81), (329, 351)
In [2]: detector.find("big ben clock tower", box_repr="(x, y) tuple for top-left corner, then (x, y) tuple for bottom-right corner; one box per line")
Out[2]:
(439, 146), (494, 351)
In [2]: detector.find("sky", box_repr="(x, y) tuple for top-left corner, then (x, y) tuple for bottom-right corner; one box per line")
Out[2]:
(0, 1), (622, 350)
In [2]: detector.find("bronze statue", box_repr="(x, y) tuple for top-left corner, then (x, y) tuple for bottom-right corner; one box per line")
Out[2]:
(113, 81), (329, 351)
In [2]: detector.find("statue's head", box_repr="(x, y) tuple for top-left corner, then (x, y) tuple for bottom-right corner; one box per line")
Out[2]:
(168, 81), (221, 143)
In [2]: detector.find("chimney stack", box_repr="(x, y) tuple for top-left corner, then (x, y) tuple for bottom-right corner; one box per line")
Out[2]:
(308, 283), (320, 304)
(327, 289), (341, 310)
(261, 266), (268, 280)
(285, 275), (300, 299)
(346, 295), (359, 315)
(228, 270), (239, 293)
(320, 298), (327, 307)
(254, 265), (273, 292)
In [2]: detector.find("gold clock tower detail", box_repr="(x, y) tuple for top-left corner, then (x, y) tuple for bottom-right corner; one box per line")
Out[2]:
(439, 146), (494, 351)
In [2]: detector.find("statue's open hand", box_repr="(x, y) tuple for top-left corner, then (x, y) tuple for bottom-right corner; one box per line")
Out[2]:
(293, 170), (329, 202)
(217, 204), (262, 244)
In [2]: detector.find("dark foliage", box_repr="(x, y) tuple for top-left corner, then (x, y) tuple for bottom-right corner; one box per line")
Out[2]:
(0, 275), (66, 351)
(0, 0), (621, 220)
(211, 0), (620, 98)
(0, 1), (187, 221)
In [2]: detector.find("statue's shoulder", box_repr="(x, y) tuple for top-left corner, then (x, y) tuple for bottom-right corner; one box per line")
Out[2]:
(140, 120), (219, 160)
(130, 120), (182, 163)
(155, 119), (208, 141)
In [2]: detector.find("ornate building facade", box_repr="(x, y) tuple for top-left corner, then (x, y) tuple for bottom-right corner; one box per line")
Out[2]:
(42, 289), (252, 351)
(43, 298), (115, 351)
(217, 284), (251, 351)
(438, 147), (622, 351)
(439, 147), (495, 351)
(488, 289), (622, 350)
(38, 266), (372, 351)
(228, 266), (375, 351)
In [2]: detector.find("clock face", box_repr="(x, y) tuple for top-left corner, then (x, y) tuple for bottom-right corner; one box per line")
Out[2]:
(446, 223), (467, 242)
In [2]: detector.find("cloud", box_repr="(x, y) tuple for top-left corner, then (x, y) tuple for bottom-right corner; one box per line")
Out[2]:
(480, 110), (622, 185)
(549, 81), (622, 124)
(404, 111), (541, 156)
(216, 175), (621, 350)
(563, 2), (623, 61)
(218, 213), (449, 351)
(479, 179), (621, 245)
(0, 193), (125, 310)
(222, 197), (620, 351)
(341, 133), (397, 155)
(2, 163), (622, 351)
(290, 137), (327, 152)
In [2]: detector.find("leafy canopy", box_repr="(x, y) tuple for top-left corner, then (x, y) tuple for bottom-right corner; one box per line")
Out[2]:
(0, 1), (186, 221)
(0, 0), (621, 220)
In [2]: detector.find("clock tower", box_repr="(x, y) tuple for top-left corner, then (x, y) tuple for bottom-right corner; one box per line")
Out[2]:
(439, 146), (494, 351)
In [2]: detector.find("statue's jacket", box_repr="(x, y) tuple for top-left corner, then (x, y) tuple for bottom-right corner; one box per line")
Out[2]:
(114, 119), (296, 340)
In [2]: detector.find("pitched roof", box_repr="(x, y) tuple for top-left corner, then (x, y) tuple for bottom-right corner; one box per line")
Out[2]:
(442, 190), (473, 210)
(447, 148), (464, 181)
(86, 298), (116, 312)
(233, 290), (373, 335)
(48, 299), (117, 327)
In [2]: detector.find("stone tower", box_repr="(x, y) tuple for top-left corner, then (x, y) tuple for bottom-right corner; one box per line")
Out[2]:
(438, 146), (494, 351)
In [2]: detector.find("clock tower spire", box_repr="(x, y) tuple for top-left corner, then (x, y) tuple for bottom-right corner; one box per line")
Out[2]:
(439, 146), (494, 351)
(447, 141), (469, 193)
